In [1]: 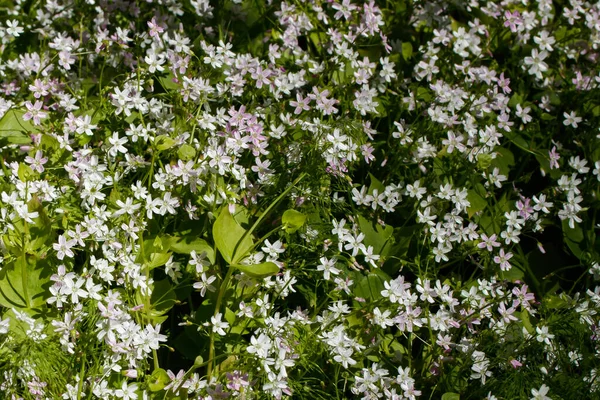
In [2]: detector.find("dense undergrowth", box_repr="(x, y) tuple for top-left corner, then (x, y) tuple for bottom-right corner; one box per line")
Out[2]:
(0, 0), (599, 399)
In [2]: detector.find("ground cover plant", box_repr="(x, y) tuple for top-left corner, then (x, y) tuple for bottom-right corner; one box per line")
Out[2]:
(0, 0), (599, 398)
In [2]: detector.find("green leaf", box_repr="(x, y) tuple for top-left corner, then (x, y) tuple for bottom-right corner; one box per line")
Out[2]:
(441, 393), (460, 400)
(541, 113), (554, 121)
(367, 173), (385, 194)
(155, 135), (176, 151)
(151, 279), (177, 314)
(0, 109), (36, 144)
(0, 254), (52, 310)
(148, 368), (170, 392)
(416, 86), (431, 102)
(168, 235), (215, 264)
(331, 61), (354, 85)
(507, 93), (523, 108)
(26, 197), (54, 253)
(353, 272), (389, 301)
(491, 147), (514, 176)
(401, 41), (413, 60)
(562, 219), (584, 259)
(282, 209), (307, 234)
(229, 262), (279, 279)
(146, 252), (172, 270)
(213, 207), (254, 264)
(157, 73), (180, 91)
(18, 164), (34, 181)
(357, 216), (394, 256)
(466, 189), (487, 218)
(178, 144), (196, 161)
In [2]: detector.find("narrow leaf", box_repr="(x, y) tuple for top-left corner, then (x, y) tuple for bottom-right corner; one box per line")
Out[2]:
(230, 262), (279, 279)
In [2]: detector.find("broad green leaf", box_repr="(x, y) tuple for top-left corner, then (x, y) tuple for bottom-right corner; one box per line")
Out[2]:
(507, 93), (523, 108)
(157, 73), (180, 91)
(0, 109), (36, 144)
(544, 294), (569, 309)
(331, 61), (354, 85)
(178, 144), (196, 161)
(541, 113), (554, 121)
(354, 272), (389, 301)
(309, 32), (327, 48)
(466, 189), (487, 218)
(476, 153), (493, 170)
(388, 225), (418, 258)
(148, 368), (170, 392)
(146, 252), (172, 270)
(230, 262), (279, 279)
(282, 209), (307, 234)
(0, 254), (52, 310)
(504, 130), (531, 153)
(26, 198), (54, 253)
(367, 173), (385, 195)
(416, 86), (432, 102)
(18, 164), (34, 181)
(213, 207), (254, 264)
(562, 219), (584, 259)
(151, 279), (177, 314)
(225, 307), (236, 325)
(155, 135), (176, 151)
(499, 263), (525, 282)
(491, 147), (514, 177)
(357, 216), (394, 256)
(519, 310), (533, 334)
(168, 235), (215, 264)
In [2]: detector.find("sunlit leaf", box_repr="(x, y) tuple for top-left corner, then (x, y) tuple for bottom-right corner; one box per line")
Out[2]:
(230, 262), (279, 279)
(213, 206), (254, 264)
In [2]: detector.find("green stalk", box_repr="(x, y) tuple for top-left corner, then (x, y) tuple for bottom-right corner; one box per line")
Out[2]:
(207, 173), (307, 378)
(22, 183), (30, 309)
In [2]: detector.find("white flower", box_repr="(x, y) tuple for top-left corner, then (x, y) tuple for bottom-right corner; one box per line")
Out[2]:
(563, 111), (582, 128)
(530, 384), (552, 400)
(211, 313), (229, 336)
(0, 317), (9, 334)
(115, 381), (138, 400)
(317, 256), (340, 280)
(6, 20), (24, 37)
(523, 49), (549, 79)
(535, 325), (554, 345)
(53, 234), (77, 260)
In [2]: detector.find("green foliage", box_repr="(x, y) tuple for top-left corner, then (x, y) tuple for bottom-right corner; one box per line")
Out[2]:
(213, 206), (255, 265)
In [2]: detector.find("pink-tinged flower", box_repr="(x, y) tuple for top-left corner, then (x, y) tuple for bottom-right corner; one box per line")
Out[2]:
(147, 17), (164, 38)
(504, 10), (522, 32)
(493, 249), (513, 271)
(478, 234), (501, 251)
(510, 359), (523, 369)
(24, 150), (48, 173)
(548, 146), (560, 169)
(289, 92), (311, 114)
(516, 197), (534, 220)
(23, 100), (47, 126)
